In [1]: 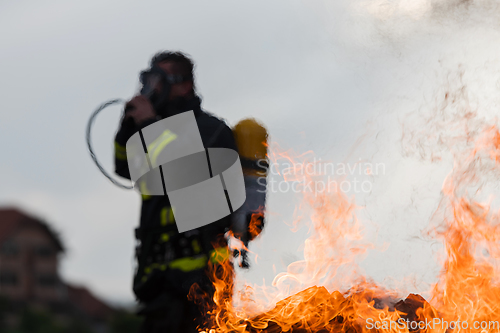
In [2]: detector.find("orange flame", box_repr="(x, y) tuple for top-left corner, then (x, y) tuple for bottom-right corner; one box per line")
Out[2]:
(196, 76), (500, 333)
(248, 209), (265, 241)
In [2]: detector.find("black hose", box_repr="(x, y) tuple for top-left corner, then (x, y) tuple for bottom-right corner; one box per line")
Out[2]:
(86, 98), (134, 190)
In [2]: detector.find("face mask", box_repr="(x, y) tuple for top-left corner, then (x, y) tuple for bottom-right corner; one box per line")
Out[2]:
(139, 66), (171, 110)
(139, 65), (188, 112)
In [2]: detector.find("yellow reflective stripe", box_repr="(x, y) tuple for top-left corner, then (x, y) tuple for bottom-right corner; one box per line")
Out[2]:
(142, 248), (229, 277)
(169, 207), (175, 222)
(160, 207), (175, 226)
(160, 207), (168, 226)
(115, 152), (127, 160)
(143, 263), (167, 276)
(161, 233), (170, 242)
(115, 142), (127, 153)
(143, 256), (207, 278)
(209, 247), (231, 264)
(114, 142), (128, 160)
(192, 240), (201, 254)
(147, 130), (177, 166)
(169, 255), (208, 272)
(140, 181), (151, 200)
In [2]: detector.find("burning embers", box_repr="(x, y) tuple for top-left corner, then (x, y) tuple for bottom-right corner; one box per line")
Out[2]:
(246, 288), (440, 333)
(196, 78), (500, 333)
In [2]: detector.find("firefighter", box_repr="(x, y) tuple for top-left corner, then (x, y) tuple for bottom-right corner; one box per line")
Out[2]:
(114, 51), (237, 332)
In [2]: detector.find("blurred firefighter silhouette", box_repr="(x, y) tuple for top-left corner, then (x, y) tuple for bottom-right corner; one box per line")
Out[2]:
(113, 51), (268, 332)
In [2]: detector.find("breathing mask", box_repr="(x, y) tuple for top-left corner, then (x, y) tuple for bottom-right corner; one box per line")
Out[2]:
(137, 65), (188, 113)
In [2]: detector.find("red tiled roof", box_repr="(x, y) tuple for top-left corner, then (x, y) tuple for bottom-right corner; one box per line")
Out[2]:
(66, 284), (114, 321)
(0, 208), (23, 243)
(0, 207), (64, 251)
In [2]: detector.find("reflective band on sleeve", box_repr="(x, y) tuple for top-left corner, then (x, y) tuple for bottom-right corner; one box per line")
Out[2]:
(115, 142), (128, 160)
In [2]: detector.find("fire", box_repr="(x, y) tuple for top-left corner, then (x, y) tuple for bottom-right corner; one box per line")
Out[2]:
(248, 209), (265, 241)
(427, 124), (500, 332)
(194, 78), (500, 333)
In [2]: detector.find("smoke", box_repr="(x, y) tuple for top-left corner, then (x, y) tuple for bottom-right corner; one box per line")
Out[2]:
(308, 0), (500, 49)
(225, 0), (500, 311)
(292, 0), (500, 296)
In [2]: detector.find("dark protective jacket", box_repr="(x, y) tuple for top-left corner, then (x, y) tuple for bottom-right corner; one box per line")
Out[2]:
(113, 96), (237, 304)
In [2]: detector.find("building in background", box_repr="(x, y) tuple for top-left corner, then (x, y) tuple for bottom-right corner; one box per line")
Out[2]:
(0, 207), (115, 332)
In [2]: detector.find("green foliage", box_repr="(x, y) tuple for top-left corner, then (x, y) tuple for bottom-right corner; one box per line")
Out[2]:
(3, 307), (94, 333)
(0, 297), (141, 333)
(63, 318), (93, 333)
(109, 310), (142, 333)
(15, 308), (64, 333)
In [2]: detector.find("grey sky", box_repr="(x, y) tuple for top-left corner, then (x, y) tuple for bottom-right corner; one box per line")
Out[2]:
(2, 0), (500, 308)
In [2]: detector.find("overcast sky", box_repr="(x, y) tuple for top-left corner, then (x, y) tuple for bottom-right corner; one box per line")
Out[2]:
(2, 0), (500, 307)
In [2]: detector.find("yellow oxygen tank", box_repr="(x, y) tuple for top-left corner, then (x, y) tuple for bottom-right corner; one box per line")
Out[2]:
(231, 118), (268, 268)
(232, 118), (268, 177)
